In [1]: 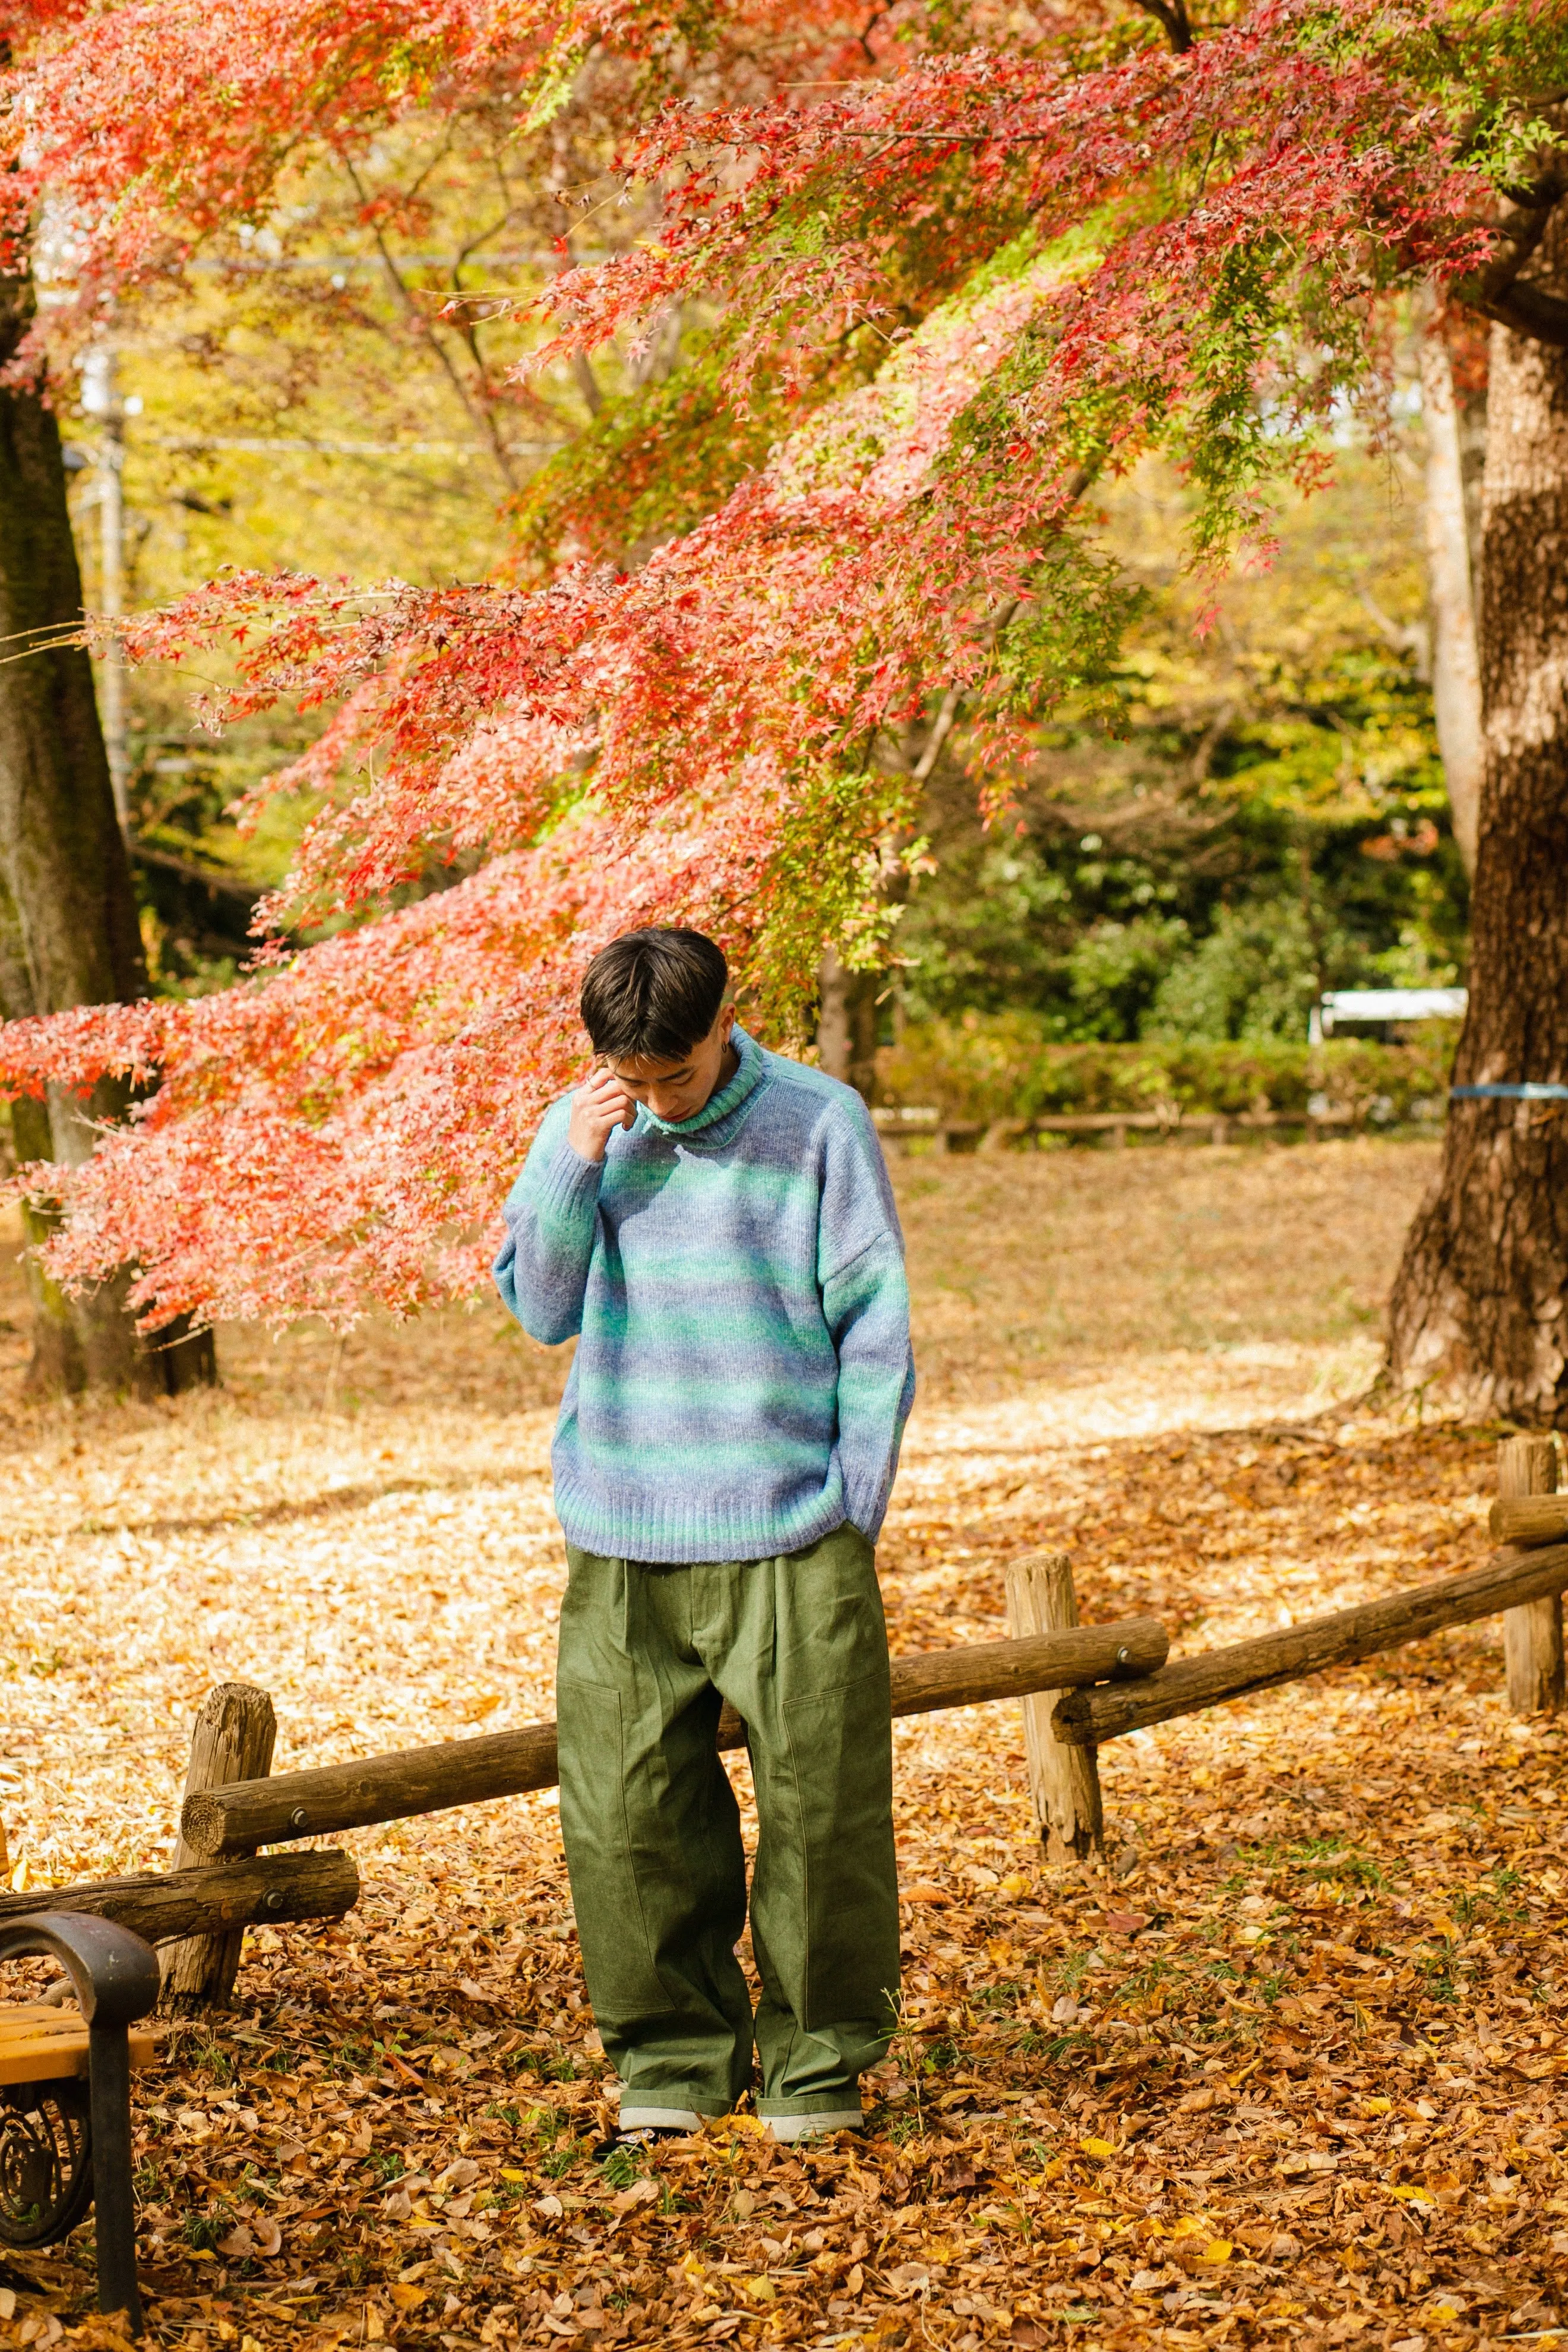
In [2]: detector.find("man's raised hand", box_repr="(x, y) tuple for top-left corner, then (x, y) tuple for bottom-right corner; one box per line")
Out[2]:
(568, 1062), (637, 1163)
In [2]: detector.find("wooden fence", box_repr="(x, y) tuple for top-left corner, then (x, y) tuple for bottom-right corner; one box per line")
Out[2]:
(4, 1619), (1168, 2010)
(5, 1439), (1557, 2008)
(1010, 1430), (1563, 1857)
(873, 1101), (1444, 1153)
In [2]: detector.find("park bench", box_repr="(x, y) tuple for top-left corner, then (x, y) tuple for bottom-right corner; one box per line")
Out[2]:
(0, 1912), (161, 2335)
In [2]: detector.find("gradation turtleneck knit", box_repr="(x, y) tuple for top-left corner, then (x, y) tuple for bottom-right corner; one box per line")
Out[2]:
(494, 1026), (915, 1563)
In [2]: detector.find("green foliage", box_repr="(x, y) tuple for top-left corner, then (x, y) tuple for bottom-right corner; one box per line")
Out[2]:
(897, 445), (1468, 1039)
(599, 2141), (646, 2189)
(510, 343), (783, 576)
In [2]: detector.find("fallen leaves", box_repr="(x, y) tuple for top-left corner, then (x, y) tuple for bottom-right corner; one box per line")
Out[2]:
(608, 2180), (657, 2217)
(213, 2216), (281, 2262)
(2, 1153), (1567, 2348)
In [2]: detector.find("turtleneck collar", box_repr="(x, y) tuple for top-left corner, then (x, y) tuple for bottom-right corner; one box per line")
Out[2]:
(637, 1023), (767, 1140)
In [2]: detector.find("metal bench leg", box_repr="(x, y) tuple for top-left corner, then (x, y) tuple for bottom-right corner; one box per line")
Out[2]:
(87, 2021), (140, 2332)
(0, 1914), (159, 2337)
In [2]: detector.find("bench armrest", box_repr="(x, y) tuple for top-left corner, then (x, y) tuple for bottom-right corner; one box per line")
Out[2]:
(0, 1913), (160, 2028)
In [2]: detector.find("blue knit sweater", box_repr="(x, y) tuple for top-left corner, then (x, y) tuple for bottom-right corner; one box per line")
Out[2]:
(494, 1026), (915, 1563)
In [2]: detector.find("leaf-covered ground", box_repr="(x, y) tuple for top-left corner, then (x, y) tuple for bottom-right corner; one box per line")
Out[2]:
(4, 1139), (1566, 2351)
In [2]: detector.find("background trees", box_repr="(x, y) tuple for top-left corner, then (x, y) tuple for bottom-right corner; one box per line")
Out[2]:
(1, 0), (1564, 1405)
(898, 453), (1465, 1039)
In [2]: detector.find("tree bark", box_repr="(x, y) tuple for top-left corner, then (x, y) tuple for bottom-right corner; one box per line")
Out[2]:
(817, 946), (880, 1102)
(1418, 304), (1485, 875)
(0, 271), (213, 1395)
(1387, 203), (1568, 1418)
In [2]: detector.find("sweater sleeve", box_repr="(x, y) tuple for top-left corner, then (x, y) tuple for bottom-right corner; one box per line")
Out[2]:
(818, 1101), (916, 1542)
(493, 1096), (606, 1346)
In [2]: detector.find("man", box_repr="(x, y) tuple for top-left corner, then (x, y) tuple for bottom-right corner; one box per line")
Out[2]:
(495, 926), (914, 2144)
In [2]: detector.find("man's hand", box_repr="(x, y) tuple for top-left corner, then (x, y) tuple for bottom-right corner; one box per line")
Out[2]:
(568, 1062), (637, 1164)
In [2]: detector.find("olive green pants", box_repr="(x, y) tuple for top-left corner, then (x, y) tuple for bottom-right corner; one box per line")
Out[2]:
(556, 1523), (900, 2120)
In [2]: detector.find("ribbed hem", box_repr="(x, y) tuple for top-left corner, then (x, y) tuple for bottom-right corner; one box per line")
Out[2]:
(555, 1482), (850, 1567)
(841, 1475), (893, 1545)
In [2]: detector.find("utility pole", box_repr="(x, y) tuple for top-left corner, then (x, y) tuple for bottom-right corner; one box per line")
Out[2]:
(80, 347), (129, 838)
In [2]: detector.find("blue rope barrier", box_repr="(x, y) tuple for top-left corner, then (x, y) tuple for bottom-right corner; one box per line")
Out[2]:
(1450, 1083), (1568, 1101)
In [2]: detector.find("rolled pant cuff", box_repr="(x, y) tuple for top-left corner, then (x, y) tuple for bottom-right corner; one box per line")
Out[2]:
(615, 2093), (732, 2122)
(756, 2095), (861, 2118)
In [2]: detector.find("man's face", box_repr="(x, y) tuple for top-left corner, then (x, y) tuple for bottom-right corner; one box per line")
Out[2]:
(602, 1003), (738, 1125)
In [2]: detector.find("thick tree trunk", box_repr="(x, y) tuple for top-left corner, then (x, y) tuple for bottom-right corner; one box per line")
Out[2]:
(1387, 208), (1568, 1417)
(0, 274), (212, 1396)
(1419, 310), (1485, 876)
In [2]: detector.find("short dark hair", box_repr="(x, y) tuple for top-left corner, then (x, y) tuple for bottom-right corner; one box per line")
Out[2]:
(580, 927), (729, 1062)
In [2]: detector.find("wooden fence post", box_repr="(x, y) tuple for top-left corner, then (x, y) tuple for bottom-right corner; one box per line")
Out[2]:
(160, 1683), (276, 2012)
(1006, 1553), (1104, 1863)
(1499, 1436), (1566, 1715)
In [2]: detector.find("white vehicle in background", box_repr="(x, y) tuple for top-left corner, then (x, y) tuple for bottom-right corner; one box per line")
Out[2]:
(1308, 987), (1468, 1044)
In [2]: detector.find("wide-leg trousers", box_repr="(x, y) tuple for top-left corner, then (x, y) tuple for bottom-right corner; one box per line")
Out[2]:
(555, 1522), (901, 2123)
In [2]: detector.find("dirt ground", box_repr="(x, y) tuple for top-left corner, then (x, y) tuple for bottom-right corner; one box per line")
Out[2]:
(3, 1137), (1566, 2352)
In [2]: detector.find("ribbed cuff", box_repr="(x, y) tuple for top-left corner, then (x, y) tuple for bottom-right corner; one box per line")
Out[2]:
(533, 1132), (606, 1222)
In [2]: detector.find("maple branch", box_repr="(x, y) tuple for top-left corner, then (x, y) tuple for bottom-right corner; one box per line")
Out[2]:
(131, 844), (261, 903)
(1455, 165), (1568, 350)
(1126, 0), (1194, 59)
(342, 158), (519, 492)
(911, 689), (958, 785)
(441, 206), (521, 450)
(572, 349), (604, 417)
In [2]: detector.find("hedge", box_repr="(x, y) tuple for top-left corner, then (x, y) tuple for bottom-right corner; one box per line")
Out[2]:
(874, 1014), (1458, 1126)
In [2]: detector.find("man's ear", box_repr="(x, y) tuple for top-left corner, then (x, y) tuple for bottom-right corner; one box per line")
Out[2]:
(718, 1001), (737, 1041)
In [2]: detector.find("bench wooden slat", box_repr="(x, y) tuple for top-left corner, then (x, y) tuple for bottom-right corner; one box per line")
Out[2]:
(0, 2006), (159, 2086)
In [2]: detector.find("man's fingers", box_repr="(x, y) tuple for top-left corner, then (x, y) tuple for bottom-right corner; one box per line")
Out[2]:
(586, 1065), (637, 1112)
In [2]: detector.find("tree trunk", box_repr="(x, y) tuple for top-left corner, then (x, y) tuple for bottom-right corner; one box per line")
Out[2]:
(1387, 205), (1568, 1417)
(817, 946), (880, 1102)
(0, 271), (212, 1396)
(1418, 305), (1485, 876)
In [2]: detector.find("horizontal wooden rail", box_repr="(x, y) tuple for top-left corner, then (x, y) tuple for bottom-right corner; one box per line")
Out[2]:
(1053, 1543), (1568, 1746)
(0, 1851), (359, 1945)
(181, 1617), (1169, 1860)
(1490, 1495), (1568, 1550)
(874, 1104), (1441, 1154)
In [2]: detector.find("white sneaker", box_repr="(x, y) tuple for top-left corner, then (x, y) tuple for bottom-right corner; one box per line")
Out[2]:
(616, 2104), (704, 2133)
(764, 2108), (863, 2144)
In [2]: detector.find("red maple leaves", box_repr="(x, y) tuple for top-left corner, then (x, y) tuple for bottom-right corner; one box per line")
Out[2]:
(0, 0), (1550, 1324)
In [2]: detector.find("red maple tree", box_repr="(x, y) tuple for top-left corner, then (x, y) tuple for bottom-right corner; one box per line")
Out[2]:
(0, 0), (1561, 1331)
